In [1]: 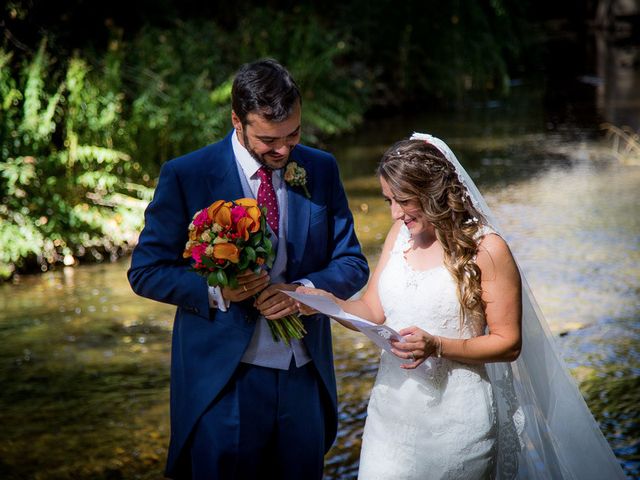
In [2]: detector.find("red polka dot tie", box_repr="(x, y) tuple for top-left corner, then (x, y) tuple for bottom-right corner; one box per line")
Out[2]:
(257, 166), (279, 236)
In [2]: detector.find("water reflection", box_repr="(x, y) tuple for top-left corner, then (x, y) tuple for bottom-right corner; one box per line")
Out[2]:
(558, 316), (640, 479)
(0, 136), (638, 478)
(0, 262), (174, 478)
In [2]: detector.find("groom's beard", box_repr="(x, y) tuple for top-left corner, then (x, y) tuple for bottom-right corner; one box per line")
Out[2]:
(242, 130), (290, 171)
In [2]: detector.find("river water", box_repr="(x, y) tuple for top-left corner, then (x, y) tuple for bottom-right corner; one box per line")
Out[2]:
(1, 77), (639, 480)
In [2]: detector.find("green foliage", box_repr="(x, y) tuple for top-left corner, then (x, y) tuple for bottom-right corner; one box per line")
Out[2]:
(0, 13), (365, 279)
(0, 2), (531, 279)
(232, 7), (369, 143)
(0, 41), (152, 279)
(125, 21), (233, 166)
(122, 9), (368, 159)
(332, 0), (528, 105)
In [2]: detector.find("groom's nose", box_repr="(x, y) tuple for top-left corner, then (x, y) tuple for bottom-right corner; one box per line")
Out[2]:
(273, 142), (292, 155)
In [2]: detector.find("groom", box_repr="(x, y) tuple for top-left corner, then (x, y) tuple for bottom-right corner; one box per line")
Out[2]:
(128, 59), (368, 479)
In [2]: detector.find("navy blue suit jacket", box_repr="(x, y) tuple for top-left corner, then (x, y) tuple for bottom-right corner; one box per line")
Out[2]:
(128, 132), (369, 477)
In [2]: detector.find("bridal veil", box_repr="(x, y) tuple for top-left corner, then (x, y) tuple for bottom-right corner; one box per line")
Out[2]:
(410, 133), (625, 479)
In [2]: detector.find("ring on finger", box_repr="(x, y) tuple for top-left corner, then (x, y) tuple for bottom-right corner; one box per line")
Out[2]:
(243, 285), (247, 292)
(409, 352), (415, 361)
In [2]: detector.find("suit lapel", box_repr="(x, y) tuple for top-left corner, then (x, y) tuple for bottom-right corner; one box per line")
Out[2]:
(286, 148), (311, 280)
(206, 131), (245, 202)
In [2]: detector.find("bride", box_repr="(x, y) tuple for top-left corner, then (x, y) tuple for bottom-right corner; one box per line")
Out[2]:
(297, 133), (625, 479)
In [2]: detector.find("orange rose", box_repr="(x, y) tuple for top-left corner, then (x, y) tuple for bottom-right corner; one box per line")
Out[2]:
(183, 240), (197, 258)
(234, 199), (261, 233)
(236, 217), (254, 241)
(213, 243), (240, 263)
(246, 206), (261, 232)
(214, 204), (232, 228)
(207, 200), (226, 220)
(235, 198), (258, 208)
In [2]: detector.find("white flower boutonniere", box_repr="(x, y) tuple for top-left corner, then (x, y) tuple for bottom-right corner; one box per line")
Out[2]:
(284, 161), (310, 198)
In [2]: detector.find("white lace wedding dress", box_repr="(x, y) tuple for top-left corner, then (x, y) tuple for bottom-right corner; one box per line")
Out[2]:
(358, 224), (498, 480)
(355, 132), (625, 479)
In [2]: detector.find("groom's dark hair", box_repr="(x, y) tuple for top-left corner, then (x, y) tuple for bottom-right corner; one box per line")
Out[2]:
(232, 58), (301, 125)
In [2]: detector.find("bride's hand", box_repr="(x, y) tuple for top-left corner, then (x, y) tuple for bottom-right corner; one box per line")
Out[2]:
(294, 287), (337, 316)
(391, 326), (439, 369)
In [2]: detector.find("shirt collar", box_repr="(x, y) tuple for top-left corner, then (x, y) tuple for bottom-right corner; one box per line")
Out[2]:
(231, 129), (263, 180)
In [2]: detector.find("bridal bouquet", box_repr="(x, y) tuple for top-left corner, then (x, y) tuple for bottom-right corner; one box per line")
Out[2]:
(183, 198), (306, 345)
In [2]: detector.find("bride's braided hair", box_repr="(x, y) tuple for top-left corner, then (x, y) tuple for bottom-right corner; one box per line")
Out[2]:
(378, 139), (487, 328)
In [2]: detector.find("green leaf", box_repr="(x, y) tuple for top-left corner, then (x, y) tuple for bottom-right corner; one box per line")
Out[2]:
(202, 256), (216, 269)
(75, 145), (130, 165)
(237, 256), (249, 271)
(266, 253), (275, 269)
(215, 269), (228, 286)
(251, 232), (263, 247)
(244, 246), (256, 263)
(207, 273), (219, 287)
(263, 236), (272, 253)
(209, 79), (232, 105)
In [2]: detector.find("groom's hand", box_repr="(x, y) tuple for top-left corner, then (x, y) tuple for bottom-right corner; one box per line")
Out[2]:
(221, 270), (270, 303)
(254, 283), (300, 320)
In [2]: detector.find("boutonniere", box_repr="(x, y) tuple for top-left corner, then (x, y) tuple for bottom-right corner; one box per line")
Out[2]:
(284, 161), (310, 198)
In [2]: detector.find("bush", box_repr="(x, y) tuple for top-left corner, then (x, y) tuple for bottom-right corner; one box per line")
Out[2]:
(122, 8), (370, 165)
(0, 41), (152, 279)
(0, 11), (370, 279)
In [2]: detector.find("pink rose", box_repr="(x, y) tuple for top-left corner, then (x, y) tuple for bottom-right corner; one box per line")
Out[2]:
(190, 243), (209, 265)
(193, 209), (211, 229)
(231, 205), (247, 224)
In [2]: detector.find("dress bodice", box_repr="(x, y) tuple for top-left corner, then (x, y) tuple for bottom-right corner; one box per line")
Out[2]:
(378, 223), (490, 339)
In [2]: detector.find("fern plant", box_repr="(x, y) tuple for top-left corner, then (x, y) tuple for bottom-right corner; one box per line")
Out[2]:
(0, 41), (151, 279)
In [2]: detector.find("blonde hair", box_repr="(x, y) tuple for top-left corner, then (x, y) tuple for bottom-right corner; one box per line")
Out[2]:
(378, 139), (487, 327)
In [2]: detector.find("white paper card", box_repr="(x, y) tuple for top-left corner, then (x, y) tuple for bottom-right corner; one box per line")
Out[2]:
(284, 290), (404, 353)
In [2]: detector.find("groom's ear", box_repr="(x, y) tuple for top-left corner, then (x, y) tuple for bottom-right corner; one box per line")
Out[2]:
(231, 110), (242, 133)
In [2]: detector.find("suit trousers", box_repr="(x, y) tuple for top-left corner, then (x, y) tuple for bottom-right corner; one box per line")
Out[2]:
(189, 360), (326, 480)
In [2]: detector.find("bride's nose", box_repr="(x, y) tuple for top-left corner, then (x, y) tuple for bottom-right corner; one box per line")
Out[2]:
(390, 201), (404, 220)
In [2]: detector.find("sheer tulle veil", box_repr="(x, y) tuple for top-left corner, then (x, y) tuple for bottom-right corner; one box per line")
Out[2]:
(410, 133), (625, 479)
